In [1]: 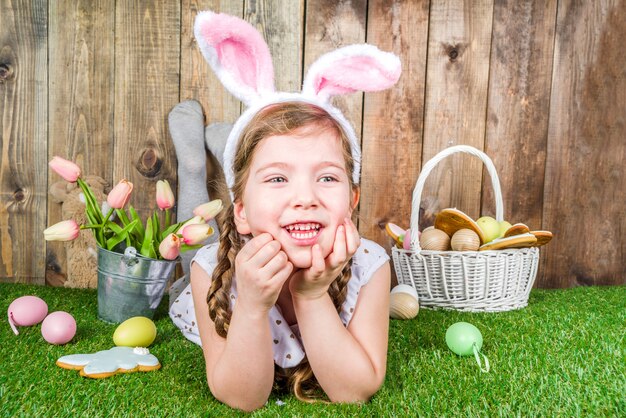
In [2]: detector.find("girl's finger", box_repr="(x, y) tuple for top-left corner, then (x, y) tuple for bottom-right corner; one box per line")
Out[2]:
(310, 244), (326, 275)
(238, 233), (273, 262)
(260, 250), (289, 278)
(248, 239), (281, 268)
(272, 260), (294, 286)
(329, 225), (347, 267)
(345, 217), (361, 255)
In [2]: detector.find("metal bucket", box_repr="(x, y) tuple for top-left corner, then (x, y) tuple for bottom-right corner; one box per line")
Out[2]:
(97, 246), (177, 323)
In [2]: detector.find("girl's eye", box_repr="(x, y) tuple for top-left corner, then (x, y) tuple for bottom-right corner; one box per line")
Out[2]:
(267, 176), (287, 183)
(319, 176), (338, 183)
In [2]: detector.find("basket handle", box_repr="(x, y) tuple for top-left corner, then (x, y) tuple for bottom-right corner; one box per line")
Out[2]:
(409, 145), (504, 250)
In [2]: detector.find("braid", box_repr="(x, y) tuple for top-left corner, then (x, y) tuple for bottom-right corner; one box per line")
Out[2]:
(276, 259), (354, 402)
(207, 205), (242, 338)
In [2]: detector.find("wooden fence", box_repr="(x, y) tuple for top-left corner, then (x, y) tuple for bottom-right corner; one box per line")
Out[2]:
(1, 0), (624, 288)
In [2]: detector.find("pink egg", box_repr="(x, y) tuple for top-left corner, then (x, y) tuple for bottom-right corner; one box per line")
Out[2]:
(41, 311), (76, 345)
(8, 296), (48, 335)
(403, 229), (412, 250)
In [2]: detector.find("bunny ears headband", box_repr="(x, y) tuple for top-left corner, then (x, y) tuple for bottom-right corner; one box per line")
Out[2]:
(194, 11), (401, 193)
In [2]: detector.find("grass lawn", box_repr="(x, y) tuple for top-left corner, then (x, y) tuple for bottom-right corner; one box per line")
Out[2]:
(1, 283), (624, 417)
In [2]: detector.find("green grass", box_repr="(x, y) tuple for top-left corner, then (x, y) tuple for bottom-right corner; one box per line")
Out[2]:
(1, 283), (624, 417)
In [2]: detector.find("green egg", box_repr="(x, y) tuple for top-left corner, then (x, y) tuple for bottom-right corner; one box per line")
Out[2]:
(113, 316), (157, 347)
(445, 322), (483, 356)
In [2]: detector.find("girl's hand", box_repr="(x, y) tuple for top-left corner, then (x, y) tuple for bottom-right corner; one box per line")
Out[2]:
(290, 218), (361, 300)
(235, 233), (293, 313)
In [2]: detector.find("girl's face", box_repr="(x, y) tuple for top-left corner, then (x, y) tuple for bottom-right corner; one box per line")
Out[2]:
(233, 126), (358, 269)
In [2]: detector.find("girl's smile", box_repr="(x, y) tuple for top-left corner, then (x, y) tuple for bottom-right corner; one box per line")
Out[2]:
(283, 222), (323, 245)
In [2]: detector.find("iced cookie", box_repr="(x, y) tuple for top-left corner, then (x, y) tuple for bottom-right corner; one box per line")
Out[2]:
(531, 230), (553, 247)
(435, 208), (486, 244)
(478, 233), (537, 251)
(57, 346), (161, 379)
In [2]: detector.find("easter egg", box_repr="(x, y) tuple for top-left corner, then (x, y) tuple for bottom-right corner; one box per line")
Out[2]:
(498, 221), (512, 238)
(445, 322), (483, 356)
(389, 285), (419, 319)
(402, 229), (415, 250)
(8, 296), (48, 335)
(113, 316), (157, 347)
(419, 228), (450, 251)
(476, 216), (500, 243)
(451, 228), (480, 251)
(41, 311), (76, 345)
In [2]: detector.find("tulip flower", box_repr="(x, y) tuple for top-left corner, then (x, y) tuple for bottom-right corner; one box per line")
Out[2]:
(107, 179), (133, 209)
(179, 215), (205, 231)
(182, 224), (215, 245)
(44, 220), (80, 241)
(193, 199), (223, 221)
(49, 156), (81, 182)
(156, 180), (175, 210)
(159, 233), (181, 260)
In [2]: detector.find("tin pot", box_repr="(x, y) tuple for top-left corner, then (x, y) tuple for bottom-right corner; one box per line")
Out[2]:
(97, 246), (176, 323)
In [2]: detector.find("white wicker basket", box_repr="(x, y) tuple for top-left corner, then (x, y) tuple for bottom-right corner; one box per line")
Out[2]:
(391, 145), (539, 312)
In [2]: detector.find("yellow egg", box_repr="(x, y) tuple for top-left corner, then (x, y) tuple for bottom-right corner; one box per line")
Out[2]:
(113, 316), (157, 347)
(419, 228), (450, 251)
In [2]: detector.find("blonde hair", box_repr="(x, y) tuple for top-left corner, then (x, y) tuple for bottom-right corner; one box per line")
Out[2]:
(207, 102), (358, 402)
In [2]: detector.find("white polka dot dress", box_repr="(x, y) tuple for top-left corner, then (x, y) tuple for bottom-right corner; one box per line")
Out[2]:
(169, 238), (389, 368)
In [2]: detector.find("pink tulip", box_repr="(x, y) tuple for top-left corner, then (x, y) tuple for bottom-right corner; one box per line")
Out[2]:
(107, 179), (133, 209)
(180, 215), (205, 231)
(49, 156), (81, 182)
(159, 233), (181, 260)
(193, 199), (223, 221)
(156, 180), (175, 210)
(44, 220), (80, 241)
(182, 224), (215, 245)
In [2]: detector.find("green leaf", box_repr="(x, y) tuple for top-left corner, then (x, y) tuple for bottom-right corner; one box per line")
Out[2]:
(106, 219), (138, 250)
(116, 208), (131, 227)
(129, 206), (145, 239)
(162, 222), (183, 238)
(152, 212), (161, 241)
(140, 218), (154, 258)
(181, 243), (204, 252)
(77, 178), (104, 225)
(106, 221), (124, 235)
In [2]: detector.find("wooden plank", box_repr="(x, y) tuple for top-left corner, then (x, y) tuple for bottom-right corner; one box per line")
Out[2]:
(0, 0), (47, 284)
(244, 0), (304, 93)
(303, 0), (367, 138)
(420, 0), (494, 226)
(47, 0), (115, 286)
(360, 0), (430, 252)
(179, 1), (243, 210)
(114, 1), (181, 219)
(180, 0), (242, 123)
(482, 1), (557, 258)
(542, 0), (626, 287)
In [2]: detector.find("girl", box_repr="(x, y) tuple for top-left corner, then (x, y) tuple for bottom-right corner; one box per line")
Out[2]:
(169, 11), (401, 411)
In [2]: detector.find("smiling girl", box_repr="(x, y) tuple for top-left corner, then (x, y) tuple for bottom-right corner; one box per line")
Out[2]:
(169, 10), (401, 411)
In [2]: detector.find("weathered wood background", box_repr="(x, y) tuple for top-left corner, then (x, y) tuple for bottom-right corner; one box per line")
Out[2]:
(1, 0), (624, 288)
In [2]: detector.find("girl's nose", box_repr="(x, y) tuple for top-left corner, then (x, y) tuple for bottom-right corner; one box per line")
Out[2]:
(291, 181), (318, 209)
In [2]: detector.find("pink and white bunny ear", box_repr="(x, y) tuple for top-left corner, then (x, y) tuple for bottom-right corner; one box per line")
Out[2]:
(302, 44), (401, 102)
(194, 11), (275, 106)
